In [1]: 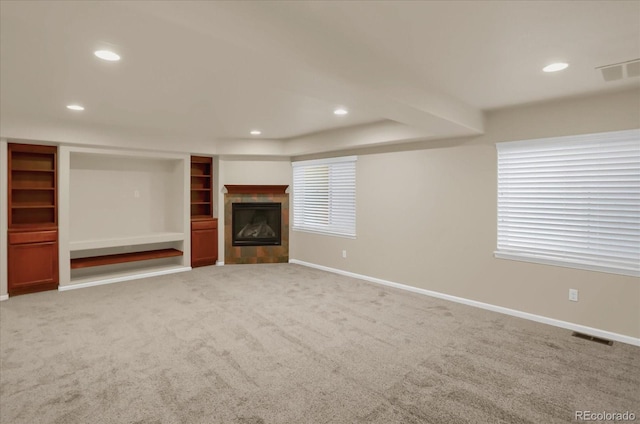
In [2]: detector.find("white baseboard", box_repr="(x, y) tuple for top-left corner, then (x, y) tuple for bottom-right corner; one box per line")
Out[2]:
(0, 294), (8, 301)
(289, 259), (640, 347)
(216, 261), (224, 266)
(58, 266), (192, 292)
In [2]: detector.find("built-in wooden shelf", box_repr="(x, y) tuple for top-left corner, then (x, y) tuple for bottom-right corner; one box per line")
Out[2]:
(8, 143), (59, 295)
(11, 169), (55, 173)
(190, 156), (217, 267)
(191, 215), (212, 220)
(11, 205), (56, 209)
(71, 248), (183, 269)
(191, 156), (213, 218)
(8, 144), (57, 228)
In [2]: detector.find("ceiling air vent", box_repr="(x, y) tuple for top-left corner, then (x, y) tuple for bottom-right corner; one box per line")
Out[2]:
(596, 58), (640, 82)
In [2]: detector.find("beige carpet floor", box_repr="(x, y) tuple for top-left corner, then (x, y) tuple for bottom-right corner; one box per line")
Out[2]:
(0, 264), (638, 424)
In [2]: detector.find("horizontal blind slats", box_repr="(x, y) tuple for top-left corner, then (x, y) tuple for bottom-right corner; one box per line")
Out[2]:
(496, 129), (640, 275)
(292, 157), (356, 237)
(497, 239), (639, 261)
(498, 217), (640, 230)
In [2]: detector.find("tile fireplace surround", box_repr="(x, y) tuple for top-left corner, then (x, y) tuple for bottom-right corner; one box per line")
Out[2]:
(224, 185), (289, 264)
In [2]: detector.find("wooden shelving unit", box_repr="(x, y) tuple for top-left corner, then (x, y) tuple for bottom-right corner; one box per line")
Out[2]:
(191, 156), (213, 219)
(190, 156), (217, 267)
(7, 143), (59, 296)
(9, 145), (57, 228)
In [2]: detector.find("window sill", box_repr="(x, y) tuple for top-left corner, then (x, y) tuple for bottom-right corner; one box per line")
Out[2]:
(494, 251), (639, 277)
(293, 227), (356, 239)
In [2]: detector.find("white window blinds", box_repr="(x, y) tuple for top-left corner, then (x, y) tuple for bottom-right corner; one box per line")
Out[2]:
(495, 129), (640, 277)
(292, 156), (357, 238)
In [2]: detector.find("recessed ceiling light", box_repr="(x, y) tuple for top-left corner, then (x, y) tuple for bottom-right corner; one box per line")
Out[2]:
(543, 62), (569, 72)
(334, 108), (348, 115)
(94, 50), (121, 62)
(66, 104), (85, 111)
(250, 130), (262, 135)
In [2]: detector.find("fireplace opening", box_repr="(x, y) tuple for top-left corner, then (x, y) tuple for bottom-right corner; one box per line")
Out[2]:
(232, 202), (282, 246)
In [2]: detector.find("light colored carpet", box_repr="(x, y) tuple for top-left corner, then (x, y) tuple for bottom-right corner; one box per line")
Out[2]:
(1, 264), (638, 424)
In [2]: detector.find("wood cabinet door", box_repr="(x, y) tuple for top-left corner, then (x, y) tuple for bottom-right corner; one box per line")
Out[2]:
(8, 241), (59, 295)
(191, 228), (218, 267)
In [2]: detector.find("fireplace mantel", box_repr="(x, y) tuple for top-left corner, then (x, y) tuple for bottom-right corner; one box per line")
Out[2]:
(224, 185), (288, 194)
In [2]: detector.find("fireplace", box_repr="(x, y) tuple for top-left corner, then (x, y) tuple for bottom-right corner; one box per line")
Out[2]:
(232, 202), (281, 246)
(224, 185), (289, 264)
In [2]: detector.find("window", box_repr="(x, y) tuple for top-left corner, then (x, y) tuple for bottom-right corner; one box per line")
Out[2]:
(292, 156), (357, 238)
(495, 129), (640, 277)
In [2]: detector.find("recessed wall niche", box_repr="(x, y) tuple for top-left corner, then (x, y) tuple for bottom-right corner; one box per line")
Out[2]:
(59, 147), (191, 288)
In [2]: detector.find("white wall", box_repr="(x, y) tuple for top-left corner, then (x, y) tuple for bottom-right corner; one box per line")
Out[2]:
(217, 157), (292, 262)
(0, 139), (7, 299)
(291, 88), (640, 339)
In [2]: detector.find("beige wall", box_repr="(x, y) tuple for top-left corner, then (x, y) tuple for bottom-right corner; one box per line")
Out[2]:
(220, 157), (292, 185)
(217, 158), (293, 262)
(69, 155), (184, 241)
(291, 88), (640, 338)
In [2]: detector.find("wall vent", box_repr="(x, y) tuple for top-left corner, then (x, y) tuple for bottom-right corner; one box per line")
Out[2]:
(572, 332), (613, 346)
(596, 59), (640, 82)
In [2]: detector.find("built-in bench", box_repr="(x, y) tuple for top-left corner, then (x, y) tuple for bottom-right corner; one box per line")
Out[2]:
(70, 248), (183, 269)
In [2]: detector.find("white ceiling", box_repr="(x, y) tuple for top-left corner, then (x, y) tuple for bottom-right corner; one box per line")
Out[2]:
(1, 1), (638, 155)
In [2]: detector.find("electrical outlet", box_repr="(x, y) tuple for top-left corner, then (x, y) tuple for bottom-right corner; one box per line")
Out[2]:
(569, 289), (579, 302)
(342, 250), (347, 259)
(134, 190), (140, 198)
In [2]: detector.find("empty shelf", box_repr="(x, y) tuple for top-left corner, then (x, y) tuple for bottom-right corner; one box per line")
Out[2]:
(71, 248), (183, 269)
